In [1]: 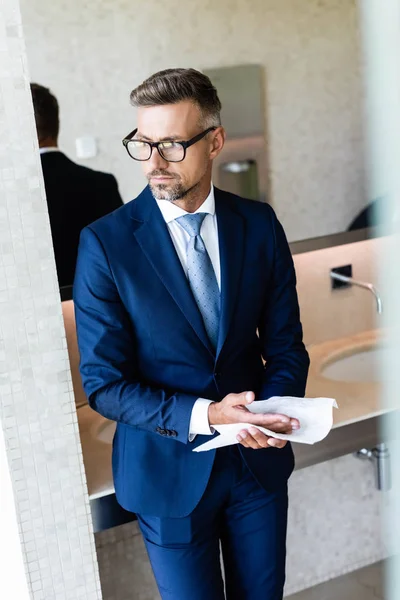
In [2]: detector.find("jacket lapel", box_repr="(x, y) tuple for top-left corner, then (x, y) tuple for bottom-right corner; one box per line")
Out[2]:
(215, 189), (245, 359)
(131, 187), (214, 356)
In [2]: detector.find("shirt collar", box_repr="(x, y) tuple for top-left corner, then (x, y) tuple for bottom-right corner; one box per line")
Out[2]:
(39, 147), (60, 155)
(156, 184), (215, 224)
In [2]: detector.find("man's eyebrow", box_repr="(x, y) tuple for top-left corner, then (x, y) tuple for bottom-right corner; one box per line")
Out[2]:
(135, 132), (183, 142)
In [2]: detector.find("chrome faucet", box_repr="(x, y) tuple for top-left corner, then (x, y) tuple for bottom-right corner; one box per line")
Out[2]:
(330, 271), (383, 314)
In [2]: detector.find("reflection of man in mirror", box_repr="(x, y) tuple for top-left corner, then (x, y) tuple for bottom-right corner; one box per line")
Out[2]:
(74, 68), (309, 600)
(30, 83), (123, 289)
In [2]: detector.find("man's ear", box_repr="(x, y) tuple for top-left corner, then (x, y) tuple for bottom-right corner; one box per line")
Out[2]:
(209, 127), (225, 160)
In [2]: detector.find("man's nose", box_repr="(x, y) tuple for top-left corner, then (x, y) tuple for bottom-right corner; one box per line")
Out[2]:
(148, 148), (169, 171)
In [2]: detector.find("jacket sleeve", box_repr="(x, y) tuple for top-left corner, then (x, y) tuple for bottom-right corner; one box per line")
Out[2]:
(73, 226), (198, 443)
(258, 208), (310, 400)
(94, 174), (124, 220)
(106, 174), (124, 210)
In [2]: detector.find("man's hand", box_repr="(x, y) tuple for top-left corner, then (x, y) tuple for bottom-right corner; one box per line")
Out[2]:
(208, 391), (299, 450)
(236, 427), (287, 450)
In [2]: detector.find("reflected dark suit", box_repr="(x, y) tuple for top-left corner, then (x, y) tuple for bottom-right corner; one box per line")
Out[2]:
(41, 151), (123, 287)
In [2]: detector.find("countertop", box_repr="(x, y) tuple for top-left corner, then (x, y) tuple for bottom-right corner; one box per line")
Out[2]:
(306, 329), (387, 428)
(77, 406), (115, 500)
(77, 328), (387, 500)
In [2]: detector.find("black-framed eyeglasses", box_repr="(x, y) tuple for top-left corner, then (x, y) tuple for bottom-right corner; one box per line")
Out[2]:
(122, 126), (217, 162)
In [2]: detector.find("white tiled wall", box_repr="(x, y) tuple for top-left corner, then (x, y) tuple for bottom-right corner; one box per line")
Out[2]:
(0, 1), (102, 598)
(0, 422), (31, 599)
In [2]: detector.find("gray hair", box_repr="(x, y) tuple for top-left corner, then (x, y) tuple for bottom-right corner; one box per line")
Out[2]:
(130, 68), (222, 128)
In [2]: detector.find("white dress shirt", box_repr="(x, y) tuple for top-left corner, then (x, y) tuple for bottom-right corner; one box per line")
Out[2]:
(156, 185), (218, 438)
(39, 147), (60, 155)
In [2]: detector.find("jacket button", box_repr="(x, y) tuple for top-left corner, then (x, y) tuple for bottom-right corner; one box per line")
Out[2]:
(170, 430), (177, 437)
(156, 427), (167, 435)
(214, 371), (221, 381)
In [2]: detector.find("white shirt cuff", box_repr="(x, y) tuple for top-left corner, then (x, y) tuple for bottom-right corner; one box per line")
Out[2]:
(188, 398), (215, 441)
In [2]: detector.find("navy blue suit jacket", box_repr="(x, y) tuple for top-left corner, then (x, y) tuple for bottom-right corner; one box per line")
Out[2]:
(74, 186), (309, 518)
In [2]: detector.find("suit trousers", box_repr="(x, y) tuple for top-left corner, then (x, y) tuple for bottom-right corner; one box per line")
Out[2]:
(137, 446), (288, 600)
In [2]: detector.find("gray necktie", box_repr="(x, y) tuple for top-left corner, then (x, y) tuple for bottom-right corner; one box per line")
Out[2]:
(176, 213), (220, 350)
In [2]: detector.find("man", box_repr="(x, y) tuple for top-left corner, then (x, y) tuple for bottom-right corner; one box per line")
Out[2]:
(74, 68), (309, 600)
(30, 83), (123, 288)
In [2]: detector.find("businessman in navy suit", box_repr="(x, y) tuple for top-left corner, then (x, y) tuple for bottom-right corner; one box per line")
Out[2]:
(74, 68), (309, 599)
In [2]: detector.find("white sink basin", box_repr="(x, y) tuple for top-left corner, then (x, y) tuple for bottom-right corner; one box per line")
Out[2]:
(321, 346), (389, 383)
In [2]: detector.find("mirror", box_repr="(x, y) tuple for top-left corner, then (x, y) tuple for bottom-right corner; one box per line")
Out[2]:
(19, 0), (376, 245)
(218, 159), (260, 201)
(203, 64), (268, 203)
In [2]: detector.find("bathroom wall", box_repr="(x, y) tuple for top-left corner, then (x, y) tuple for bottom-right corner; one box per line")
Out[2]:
(0, 1), (102, 597)
(19, 0), (365, 242)
(293, 236), (384, 345)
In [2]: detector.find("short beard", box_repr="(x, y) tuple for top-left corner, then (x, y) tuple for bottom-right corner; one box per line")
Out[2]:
(147, 169), (204, 209)
(149, 180), (188, 203)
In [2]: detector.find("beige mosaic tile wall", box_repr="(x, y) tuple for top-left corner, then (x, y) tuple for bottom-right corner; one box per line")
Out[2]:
(19, 0), (365, 242)
(0, 1), (102, 597)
